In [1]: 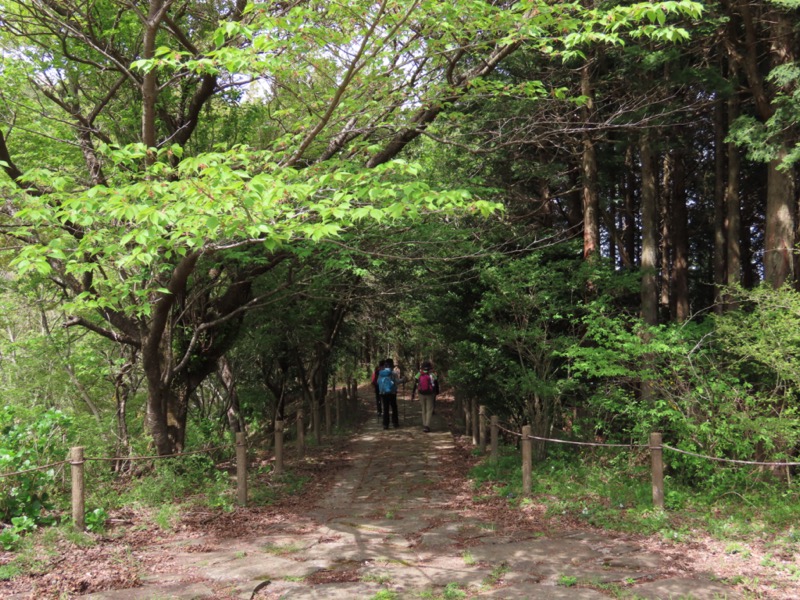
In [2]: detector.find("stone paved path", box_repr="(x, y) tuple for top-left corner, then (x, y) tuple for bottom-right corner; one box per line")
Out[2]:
(84, 401), (739, 600)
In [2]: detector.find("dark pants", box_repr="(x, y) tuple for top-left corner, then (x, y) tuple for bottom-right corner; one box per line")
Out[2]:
(374, 386), (381, 414)
(382, 394), (398, 428)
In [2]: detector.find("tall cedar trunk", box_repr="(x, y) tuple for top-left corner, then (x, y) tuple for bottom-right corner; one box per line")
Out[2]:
(624, 146), (637, 265)
(609, 191), (617, 266)
(670, 151), (689, 322)
(765, 154), (795, 287)
(713, 98), (727, 313)
(769, 11), (796, 288)
(640, 133), (659, 327)
(725, 92), (742, 306)
(640, 133), (658, 405)
(659, 152), (671, 314)
(736, 1), (795, 288)
(581, 63), (600, 260)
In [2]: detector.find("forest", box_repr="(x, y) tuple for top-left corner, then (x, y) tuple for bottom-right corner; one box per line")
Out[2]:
(1, 0), (800, 570)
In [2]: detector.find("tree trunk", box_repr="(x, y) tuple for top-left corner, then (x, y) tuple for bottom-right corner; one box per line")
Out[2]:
(142, 0), (166, 151)
(725, 92), (742, 306)
(713, 98), (727, 313)
(639, 133), (658, 405)
(640, 133), (659, 326)
(581, 63), (600, 261)
(659, 151), (671, 314)
(670, 151), (689, 322)
(144, 378), (189, 456)
(113, 369), (132, 472)
(734, 1), (796, 288)
(764, 154), (795, 288)
(218, 356), (245, 435)
(609, 189), (617, 267)
(624, 145), (638, 266)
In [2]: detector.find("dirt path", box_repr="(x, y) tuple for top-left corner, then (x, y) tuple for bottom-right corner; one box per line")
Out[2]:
(76, 398), (741, 600)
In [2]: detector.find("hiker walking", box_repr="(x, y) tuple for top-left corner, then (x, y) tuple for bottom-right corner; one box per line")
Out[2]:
(411, 360), (439, 433)
(371, 360), (384, 416)
(377, 358), (403, 430)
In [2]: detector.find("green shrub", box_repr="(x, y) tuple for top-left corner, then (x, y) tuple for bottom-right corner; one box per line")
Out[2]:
(85, 508), (108, 533)
(0, 406), (73, 523)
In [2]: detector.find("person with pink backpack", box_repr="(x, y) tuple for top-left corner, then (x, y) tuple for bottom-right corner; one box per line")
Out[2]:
(411, 360), (439, 432)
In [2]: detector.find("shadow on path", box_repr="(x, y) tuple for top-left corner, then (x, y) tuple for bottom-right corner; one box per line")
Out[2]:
(83, 395), (740, 600)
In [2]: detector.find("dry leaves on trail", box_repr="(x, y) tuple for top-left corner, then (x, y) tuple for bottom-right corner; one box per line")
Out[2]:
(1, 543), (141, 600)
(0, 424), (358, 599)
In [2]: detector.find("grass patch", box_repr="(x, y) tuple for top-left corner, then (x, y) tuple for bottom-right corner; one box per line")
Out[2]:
(483, 562), (509, 586)
(62, 527), (98, 548)
(361, 572), (392, 584)
(0, 563), (22, 581)
(419, 583), (467, 599)
(262, 542), (305, 556)
(468, 445), (800, 543)
(556, 574), (578, 587)
(154, 504), (181, 532)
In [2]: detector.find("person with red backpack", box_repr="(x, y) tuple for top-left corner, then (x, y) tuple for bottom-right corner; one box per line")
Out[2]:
(411, 360), (439, 433)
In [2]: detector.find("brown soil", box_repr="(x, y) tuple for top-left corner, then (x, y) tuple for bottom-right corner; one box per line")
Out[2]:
(0, 393), (796, 599)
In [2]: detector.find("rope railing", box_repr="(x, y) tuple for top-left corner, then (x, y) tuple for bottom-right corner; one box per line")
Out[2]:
(82, 443), (236, 463)
(1, 386), (362, 531)
(0, 460), (71, 479)
(492, 413), (797, 465)
(661, 444), (800, 468)
(465, 400), (800, 511)
(525, 434), (646, 449)
(496, 420), (645, 449)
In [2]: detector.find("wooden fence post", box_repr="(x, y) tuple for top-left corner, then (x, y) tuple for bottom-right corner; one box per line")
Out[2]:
(297, 409), (305, 459)
(235, 432), (248, 507)
(521, 425), (532, 496)
(274, 420), (284, 475)
(70, 446), (85, 531)
(650, 432), (664, 509)
(464, 396), (472, 438)
(490, 416), (499, 462)
(479, 405), (487, 453)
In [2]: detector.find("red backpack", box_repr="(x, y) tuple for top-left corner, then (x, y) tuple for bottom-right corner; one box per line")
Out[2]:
(418, 371), (435, 394)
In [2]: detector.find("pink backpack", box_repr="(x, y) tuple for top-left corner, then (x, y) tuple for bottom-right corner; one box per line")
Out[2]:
(418, 372), (435, 394)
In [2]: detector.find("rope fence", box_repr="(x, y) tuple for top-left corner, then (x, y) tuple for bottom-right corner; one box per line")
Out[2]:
(466, 400), (800, 509)
(1, 383), (364, 531)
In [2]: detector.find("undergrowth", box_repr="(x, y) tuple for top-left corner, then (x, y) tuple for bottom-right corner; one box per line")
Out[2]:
(469, 445), (800, 543)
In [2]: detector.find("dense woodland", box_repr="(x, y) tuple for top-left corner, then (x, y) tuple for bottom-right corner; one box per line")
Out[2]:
(1, 0), (800, 526)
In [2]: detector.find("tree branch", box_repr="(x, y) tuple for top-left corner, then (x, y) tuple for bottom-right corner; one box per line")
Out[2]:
(64, 315), (140, 347)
